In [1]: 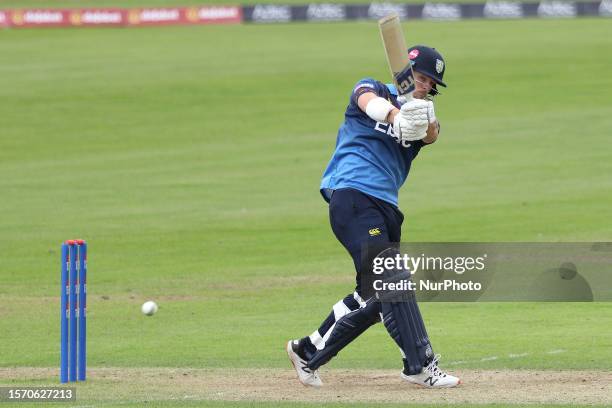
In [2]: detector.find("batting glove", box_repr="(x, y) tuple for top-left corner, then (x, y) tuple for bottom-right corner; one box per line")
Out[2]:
(393, 99), (429, 141)
(426, 100), (437, 124)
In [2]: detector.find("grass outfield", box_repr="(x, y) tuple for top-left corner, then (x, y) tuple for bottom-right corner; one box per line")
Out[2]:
(0, 18), (611, 407)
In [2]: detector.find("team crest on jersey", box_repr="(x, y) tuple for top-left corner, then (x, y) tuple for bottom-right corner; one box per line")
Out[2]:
(436, 59), (444, 73)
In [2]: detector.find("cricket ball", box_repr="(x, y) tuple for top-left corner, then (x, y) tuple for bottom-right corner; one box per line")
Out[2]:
(141, 300), (158, 316)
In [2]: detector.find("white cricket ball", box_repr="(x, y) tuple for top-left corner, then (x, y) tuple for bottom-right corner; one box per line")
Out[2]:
(141, 301), (158, 316)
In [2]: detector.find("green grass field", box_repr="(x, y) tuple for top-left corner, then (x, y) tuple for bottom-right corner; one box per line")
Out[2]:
(1, 17), (611, 408)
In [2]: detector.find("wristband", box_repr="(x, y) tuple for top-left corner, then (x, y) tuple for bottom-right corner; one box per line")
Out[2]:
(365, 97), (395, 123)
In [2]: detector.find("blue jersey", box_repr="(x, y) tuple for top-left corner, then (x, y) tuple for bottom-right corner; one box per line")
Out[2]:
(320, 78), (426, 207)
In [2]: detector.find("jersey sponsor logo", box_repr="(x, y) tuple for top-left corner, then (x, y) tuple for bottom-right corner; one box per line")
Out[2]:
(374, 122), (412, 148)
(369, 227), (382, 237)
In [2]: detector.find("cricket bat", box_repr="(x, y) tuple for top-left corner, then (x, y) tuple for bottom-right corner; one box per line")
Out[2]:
(378, 14), (414, 96)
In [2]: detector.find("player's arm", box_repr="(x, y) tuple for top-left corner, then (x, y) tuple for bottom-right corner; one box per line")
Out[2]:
(357, 92), (399, 123)
(359, 93), (432, 142)
(355, 83), (433, 142)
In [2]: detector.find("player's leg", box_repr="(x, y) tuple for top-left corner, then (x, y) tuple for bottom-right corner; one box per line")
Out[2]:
(287, 189), (393, 384)
(287, 291), (369, 386)
(306, 246), (429, 374)
(292, 291), (363, 362)
(303, 189), (395, 369)
(375, 246), (434, 374)
(379, 211), (461, 388)
(307, 295), (380, 370)
(377, 209), (433, 373)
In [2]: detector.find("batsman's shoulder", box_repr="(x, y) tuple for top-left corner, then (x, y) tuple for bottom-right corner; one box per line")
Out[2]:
(352, 77), (382, 92)
(351, 78), (386, 102)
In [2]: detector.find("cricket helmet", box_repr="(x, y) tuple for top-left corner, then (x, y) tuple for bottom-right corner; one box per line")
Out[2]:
(407, 45), (447, 93)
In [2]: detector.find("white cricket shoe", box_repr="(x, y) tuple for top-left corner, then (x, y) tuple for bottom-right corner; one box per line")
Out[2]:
(286, 340), (323, 388)
(401, 354), (461, 388)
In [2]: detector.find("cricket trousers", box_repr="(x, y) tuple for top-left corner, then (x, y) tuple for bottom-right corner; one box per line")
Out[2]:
(305, 187), (404, 352)
(329, 187), (404, 295)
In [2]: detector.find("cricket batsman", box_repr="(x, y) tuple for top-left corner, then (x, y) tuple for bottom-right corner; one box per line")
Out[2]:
(286, 45), (461, 389)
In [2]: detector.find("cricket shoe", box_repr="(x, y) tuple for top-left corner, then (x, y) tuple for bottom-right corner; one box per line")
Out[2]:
(286, 340), (322, 388)
(401, 354), (461, 388)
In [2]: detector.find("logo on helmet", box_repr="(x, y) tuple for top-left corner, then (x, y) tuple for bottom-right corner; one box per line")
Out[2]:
(408, 49), (420, 60)
(435, 59), (444, 74)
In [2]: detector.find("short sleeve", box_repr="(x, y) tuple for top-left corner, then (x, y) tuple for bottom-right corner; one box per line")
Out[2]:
(350, 78), (387, 105)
